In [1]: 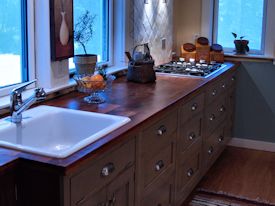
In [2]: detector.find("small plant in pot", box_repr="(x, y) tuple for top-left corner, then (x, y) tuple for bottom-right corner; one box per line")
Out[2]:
(74, 11), (97, 75)
(232, 32), (249, 55)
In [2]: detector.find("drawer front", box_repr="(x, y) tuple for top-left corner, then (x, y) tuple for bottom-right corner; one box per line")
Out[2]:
(143, 141), (175, 188)
(141, 110), (177, 155)
(205, 80), (222, 105)
(181, 92), (204, 124)
(178, 114), (202, 152)
(141, 175), (174, 206)
(71, 139), (135, 205)
(204, 96), (227, 137)
(203, 125), (225, 170)
(206, 75), (229, 105)
(176, 138), (202, 194)
(227, 71), (237, 89)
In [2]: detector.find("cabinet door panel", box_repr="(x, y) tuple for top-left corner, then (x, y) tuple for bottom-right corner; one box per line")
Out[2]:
(107, 167), (134, 206)
(141, 175), (173, 206)
(78, 187), (106, 206)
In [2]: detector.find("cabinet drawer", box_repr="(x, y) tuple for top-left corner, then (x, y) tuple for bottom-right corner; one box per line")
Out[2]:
(204, 96), (227, 137)
(71, 139), (135, 205)
(143, 141), (175, 188)
(176, 138), (202, 195)
(181, 92), (204, 124)
(203, 125), (225, 170)
(141, 175), (174, 206)
(141, 110), (177, 155)
(178, 114), (202, 152)
(205, 80), (222, 105)
(227, 71), (237, 89)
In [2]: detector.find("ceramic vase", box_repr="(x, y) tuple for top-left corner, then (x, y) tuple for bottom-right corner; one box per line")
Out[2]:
(59, 11), (69, 46)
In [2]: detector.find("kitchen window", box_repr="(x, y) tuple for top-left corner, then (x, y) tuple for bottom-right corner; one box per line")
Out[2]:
(0, 0), (29, 89)
(213, 0), (267, 54)
(69, 0), (111, 70)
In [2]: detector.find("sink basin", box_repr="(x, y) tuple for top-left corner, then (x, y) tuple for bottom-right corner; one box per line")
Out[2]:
(0, 106), (131, 158)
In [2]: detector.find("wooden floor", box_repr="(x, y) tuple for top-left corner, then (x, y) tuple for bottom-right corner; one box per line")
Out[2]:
(186, 146), (275, 205)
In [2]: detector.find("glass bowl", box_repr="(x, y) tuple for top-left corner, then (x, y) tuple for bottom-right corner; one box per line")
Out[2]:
(73, 74), (115, 104)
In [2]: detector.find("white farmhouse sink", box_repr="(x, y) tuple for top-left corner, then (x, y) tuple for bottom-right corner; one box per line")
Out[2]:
(0, 106), (131, 158)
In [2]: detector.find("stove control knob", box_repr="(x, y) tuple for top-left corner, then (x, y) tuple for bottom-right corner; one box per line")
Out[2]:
(179, 57), (185, 62)
(189, 58), (195, 65)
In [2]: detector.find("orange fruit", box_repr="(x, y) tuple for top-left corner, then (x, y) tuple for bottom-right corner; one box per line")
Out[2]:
(90, 74), (105, 90)
(90, 74), (104, 82)
(81, 76), (92, 88)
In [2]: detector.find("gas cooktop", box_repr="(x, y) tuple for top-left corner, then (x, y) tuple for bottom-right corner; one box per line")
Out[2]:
(155, 60), (226, 78)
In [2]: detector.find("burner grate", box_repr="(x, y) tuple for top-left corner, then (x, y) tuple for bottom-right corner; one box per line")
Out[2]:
(155, 61), (225, 78)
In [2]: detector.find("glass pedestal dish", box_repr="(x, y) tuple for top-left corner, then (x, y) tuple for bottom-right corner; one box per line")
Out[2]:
(74, 74), (115, 104)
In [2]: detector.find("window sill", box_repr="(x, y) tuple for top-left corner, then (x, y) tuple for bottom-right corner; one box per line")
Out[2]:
(224, 53), (275, 63)
(0, 65), (128, 113)
(0, 79), (77, 112)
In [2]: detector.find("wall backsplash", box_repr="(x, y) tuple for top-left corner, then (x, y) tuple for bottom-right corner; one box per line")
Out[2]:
(133, 0), (173, 65)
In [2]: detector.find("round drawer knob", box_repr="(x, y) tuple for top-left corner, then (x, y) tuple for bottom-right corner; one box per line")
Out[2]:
(188, 132), (196, 140)
(209, 114), (216, 121)
(191, 103), (198, 111)
(101, 163), (115, 177)
(157, 125), (167, 136)
(212, 89), (217, 96)
(187, 168), (194, 177)
(155, 160), (164, 171)
(222, 83), (226, 89)
(232, 76), (236, 81)
(218, 136), (224, 142)
(208, 146), (214, 155)
(219, 106), (225, 112)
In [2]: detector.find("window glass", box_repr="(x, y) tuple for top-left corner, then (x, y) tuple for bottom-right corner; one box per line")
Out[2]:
(215, 0), (266, 53)
(70, 0), (109, 70)
(0, 0), (28, 88)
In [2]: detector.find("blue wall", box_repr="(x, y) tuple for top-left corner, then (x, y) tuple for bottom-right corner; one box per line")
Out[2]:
(234, 61), (275, 142)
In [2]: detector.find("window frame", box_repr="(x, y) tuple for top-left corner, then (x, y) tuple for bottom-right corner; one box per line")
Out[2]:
(0, 0), (35, 97)
(212, 0), (268, 55)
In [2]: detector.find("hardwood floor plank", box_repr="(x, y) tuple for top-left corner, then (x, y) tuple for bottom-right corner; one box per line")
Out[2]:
(197, 146), (275, 205)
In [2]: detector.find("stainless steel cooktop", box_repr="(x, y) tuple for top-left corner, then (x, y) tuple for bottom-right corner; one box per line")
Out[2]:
(155, 60), (226, 78)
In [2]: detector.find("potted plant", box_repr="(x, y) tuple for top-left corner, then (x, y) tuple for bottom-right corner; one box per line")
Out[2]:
(232, 32), (249, 55)
(74, 11), (97, 74)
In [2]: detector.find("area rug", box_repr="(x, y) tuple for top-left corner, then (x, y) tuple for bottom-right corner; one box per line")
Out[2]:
(187, 192), (270, 206)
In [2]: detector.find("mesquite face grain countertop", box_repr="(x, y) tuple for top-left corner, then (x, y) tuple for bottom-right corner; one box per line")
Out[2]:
(0, 62), (239, 175)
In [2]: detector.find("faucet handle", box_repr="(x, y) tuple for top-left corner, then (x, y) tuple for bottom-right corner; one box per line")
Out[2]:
(11, 79), (37, 94)
(34, 88), (46, 100)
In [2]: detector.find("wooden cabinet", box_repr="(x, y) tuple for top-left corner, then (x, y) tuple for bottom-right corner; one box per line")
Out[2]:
(78, 167), (134, 206)
(70, 138), (135, 206)
(175, 92), (204, 205)
(0, 171), (17, 206)
(203, 69), (237, 171)
(0, 64), (238, 206)
(136, 109), (177, 206)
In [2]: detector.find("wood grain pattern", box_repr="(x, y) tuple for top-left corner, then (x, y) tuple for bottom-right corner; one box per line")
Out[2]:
(197, 146), (275, 205)
(0, 62), (239, 174)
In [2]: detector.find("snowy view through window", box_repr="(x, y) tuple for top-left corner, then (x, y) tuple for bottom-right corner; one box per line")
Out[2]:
(0, 0), (23, 88)
(216, 0), (265, 51)
(69, 0), (109, 69)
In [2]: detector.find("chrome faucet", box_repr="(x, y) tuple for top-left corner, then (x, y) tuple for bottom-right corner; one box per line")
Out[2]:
(10, 80), (46, 123)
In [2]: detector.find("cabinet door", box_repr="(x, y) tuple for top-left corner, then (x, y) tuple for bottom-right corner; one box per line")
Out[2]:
(0, 172), (17, 206)
(77, 187), (107, 206)
(141, 175), (174, 206)
(107, 167), (134, 206)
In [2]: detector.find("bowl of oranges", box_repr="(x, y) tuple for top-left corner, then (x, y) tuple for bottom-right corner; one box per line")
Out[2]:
(74, 73), (115, 104)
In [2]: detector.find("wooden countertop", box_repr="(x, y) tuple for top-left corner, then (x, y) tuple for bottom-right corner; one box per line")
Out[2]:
(0, 62), (239, 174)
